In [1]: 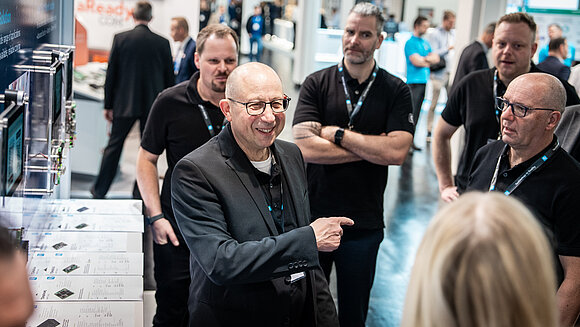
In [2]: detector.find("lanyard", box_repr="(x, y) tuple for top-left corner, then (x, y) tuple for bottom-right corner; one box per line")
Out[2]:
(260, 154), (284, 233)
(198, 104), (225, 137)
(489, 140), (559, 195)
(493, 69), (503, 139)
(338, 61), (379, 129)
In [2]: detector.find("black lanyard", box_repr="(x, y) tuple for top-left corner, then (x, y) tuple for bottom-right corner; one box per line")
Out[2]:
(489, 140), (559, 195)
(493, 69), (503, 139)
(198, 104), (225, 137)
(338, 61), (379, 129)
(257, 154), (284, 233)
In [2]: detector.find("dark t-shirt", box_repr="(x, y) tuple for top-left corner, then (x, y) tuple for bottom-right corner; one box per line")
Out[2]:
(293, 64), (414, 229)
(466, 138), (580, 282)
(441, 64), (580, 189)
(141, 72), (225, 228)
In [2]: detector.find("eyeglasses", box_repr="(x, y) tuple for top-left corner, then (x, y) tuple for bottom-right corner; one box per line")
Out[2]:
(496, 97), (555, 118)
(228, 95), (291, 116)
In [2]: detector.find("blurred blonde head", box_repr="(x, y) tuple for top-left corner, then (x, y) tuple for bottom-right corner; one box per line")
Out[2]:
(401, 192), (557, 327)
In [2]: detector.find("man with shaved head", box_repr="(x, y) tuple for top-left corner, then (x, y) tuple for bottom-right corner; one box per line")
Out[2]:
(433, 13), (580, 203)
(465, 72), (580, 327)
(171, 62), (351, 326)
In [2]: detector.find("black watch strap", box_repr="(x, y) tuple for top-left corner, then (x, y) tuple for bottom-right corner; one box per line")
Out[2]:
(334, 128), (345, 146)
(147, 213), (165, 225)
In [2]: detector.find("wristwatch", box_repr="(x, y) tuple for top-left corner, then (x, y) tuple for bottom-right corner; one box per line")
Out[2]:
(334, 128), (345, 146)
(147, 213), (165, 225)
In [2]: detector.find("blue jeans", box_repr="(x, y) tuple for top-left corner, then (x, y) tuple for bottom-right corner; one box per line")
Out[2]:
(249, 35), (263, 62)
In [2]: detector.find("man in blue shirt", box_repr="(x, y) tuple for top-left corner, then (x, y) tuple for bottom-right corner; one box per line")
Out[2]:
(246, 6), (265, 62)
(405, 16), (440, 150)
(538, 23), (576, 67)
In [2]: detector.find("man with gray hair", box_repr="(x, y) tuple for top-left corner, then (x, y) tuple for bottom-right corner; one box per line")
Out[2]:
(465, 72), (580, 327)
(293, 2), (413, 326)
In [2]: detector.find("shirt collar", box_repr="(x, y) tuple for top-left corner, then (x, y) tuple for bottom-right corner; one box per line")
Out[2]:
(340, 59), (377, 86)
(504, 136), (558, 171)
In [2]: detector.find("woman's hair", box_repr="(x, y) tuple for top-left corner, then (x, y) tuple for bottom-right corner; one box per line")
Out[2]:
(401, 192), (558, 327)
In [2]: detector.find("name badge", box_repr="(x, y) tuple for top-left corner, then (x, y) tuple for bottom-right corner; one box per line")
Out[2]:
(289, 272), (305, 283)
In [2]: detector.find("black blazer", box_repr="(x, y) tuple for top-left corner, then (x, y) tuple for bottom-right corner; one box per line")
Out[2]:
(171, 126), (338, 326)
(452, 41), (489, 87)
(104, 24), (174, 118)
(175, 37), (198, 84)
(537, 56), (571, 81)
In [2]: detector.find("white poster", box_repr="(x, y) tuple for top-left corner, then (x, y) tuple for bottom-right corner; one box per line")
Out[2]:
(25, 212), (144, 232)
(28, 302), (143, 327)
(28, 252), (143, 276)
(532, 12), (580, 61)
(26, 231), (142, 253)
(30, 275), (143, 301)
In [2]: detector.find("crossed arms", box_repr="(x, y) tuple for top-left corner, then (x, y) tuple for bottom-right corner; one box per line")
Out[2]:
(293, 121), (412, 166)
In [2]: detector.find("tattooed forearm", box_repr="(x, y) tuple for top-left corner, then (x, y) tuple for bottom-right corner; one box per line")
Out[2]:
(293, 121), (322, 140)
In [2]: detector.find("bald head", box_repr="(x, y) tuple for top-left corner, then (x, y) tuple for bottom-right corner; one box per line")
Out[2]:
(221, 62), (286, 161)
(509, 73), (566, 113)
(226, 62), (283, 100)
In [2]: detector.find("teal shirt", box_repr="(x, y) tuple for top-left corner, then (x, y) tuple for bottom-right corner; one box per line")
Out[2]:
(405, 35), (431, 84)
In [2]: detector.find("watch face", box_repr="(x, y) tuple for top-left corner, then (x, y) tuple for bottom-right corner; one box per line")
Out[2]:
(334, 128), (345, 145)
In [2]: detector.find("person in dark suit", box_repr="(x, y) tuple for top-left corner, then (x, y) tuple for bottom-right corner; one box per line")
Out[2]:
(537, 37), (571, 81)
(171, 62), (353, 326)
(170, 17), (198, 84)
(137, 24), (240, 327)
(91, 1), (174, 199)
(452, 22), (495, 87)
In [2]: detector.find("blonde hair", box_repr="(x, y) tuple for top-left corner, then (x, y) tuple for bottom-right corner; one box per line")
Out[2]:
(401, 192), (557, 327)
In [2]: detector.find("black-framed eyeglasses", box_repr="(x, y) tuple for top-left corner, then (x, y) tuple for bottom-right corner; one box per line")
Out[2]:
(228, 95), (291, 116)
(496, 97), (555, 118)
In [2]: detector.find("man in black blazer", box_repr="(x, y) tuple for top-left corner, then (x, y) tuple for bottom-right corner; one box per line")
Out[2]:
(172, 62), (352, 326)
(537, 37), (571, 81)
(92, 1), (174, 199)
(170, 17), (198, 84)
(452, 22), (495, 87)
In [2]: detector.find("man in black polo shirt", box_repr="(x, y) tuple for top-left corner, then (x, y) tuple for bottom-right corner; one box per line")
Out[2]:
(465, 73), (580, 327)
(135, 25), (239, 327)
(432, 13), (580, 203)
(292, 3), (413, 326)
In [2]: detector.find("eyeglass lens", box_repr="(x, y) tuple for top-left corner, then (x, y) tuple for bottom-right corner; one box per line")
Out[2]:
(247, 98), (289, 115)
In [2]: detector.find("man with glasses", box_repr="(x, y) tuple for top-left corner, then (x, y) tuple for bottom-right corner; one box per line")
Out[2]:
(293, 3), (413, 326)
(171, 62), (352, 326)
(432, 13), (580, 203)
(465, 72), (580, 327)
(136, 24), (238, 326)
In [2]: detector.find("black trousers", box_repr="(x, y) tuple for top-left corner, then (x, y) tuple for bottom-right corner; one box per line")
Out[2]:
(153, 241), (191, 327)
(319, 228), (384, 327)
(408, 83), (427, 127)
(92, 115), (147, 198)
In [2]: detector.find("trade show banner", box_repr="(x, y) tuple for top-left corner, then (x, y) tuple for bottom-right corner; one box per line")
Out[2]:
(75, 0), (137, 51)
(0, 0), (61, 94)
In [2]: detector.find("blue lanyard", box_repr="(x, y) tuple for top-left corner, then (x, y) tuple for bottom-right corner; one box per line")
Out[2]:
(198, 104), (225, 137)
(338, 61), (379, 129)
(489, 140), (559, 195)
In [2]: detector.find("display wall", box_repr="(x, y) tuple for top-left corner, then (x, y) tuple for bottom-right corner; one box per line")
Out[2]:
(0, 0), (62, 110)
